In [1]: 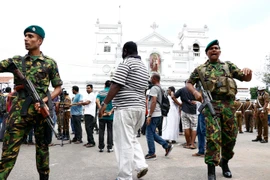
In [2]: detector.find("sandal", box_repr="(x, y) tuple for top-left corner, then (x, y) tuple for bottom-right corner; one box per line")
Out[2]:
(189, 145), (197, 149)
(183, 145), (191, 149)
(192, 153), (204, 157)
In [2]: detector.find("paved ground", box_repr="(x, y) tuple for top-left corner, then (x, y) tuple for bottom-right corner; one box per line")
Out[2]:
(1, 125), (269, 180)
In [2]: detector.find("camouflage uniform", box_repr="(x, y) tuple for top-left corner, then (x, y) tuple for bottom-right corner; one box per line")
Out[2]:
(255, 92), (269, 141)
(187, 60), (245, 166)
(243, 100), (255, 132)
(0, 54), (62, 179)
(234, 100), (244, 133)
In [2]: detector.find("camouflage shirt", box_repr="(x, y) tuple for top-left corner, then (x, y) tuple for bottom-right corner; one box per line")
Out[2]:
(0, 53), (63, 98)
(187, 59), (245, 96)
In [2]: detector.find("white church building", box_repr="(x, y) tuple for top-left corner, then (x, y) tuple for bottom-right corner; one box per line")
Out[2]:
(63, 20), (250, 100)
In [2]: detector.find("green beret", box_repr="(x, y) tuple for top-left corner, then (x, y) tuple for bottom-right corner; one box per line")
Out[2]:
(24, 25), (45, 39)
(205, 39), (219, 52)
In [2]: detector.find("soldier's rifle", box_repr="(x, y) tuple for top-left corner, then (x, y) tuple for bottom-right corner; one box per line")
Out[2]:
(8, 62), (59, 138)
(197, 81), (220, 130)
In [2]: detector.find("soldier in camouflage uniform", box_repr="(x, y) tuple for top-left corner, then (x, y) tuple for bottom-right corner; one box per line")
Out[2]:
(234, 98), (244, 133)
(186, 40), (252, 180)
(252, 86), (269, 143)
(0, 25), (62, 180)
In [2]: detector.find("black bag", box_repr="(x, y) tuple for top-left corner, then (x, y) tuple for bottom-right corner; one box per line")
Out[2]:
(156, 86), (170, 117)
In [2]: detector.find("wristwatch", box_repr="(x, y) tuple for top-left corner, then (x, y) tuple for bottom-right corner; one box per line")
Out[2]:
(101, 102), (107, 107)
(147, 114), (152, 118)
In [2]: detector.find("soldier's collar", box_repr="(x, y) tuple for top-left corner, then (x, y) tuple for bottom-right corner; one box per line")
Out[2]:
(205, 59), (225, 66)
(25, 52), (46, 61)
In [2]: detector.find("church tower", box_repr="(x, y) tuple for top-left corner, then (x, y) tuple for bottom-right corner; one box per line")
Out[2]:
(177, 24), (209, 67)
(91, 18), (122, 91)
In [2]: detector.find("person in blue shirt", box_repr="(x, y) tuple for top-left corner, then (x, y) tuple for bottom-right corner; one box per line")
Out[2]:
(70, 86), (83, 144)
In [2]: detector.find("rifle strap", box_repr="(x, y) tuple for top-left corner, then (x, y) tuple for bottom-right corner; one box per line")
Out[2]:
(46, 91), (53, 118)
(21, 56), (26, 76)
(196, 67), (208, 91)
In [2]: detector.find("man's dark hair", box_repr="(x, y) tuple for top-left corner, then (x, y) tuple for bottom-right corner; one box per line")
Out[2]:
(152, 73), (160, 82)
(5, 87), (11, 93)
(105, 80), (111, 88)
(123, 41), (138, 55)
(72, 86), (79, 92)
(87, 84), (93, 89)
(168, 86), (175, 93)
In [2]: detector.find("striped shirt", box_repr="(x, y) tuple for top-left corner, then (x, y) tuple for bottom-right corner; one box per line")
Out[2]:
(112, 56), (148, 108)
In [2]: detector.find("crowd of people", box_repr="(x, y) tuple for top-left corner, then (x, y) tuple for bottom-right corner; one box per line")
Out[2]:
(0, 25), (268, 180)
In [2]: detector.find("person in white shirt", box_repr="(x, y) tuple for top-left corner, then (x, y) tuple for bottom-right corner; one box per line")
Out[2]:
(80, 84), (96, 147)
(162, 86), (181, 143)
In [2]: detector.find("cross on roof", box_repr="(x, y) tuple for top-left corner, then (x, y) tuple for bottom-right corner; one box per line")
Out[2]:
(150, 22), (158, 31)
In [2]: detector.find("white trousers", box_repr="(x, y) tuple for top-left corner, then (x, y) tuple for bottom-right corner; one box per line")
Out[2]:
(114, 108), (148, 180)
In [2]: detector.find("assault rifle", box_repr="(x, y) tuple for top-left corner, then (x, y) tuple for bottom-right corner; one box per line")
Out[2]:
(197, 81), (220, 130)
(8, 62), (59, 138)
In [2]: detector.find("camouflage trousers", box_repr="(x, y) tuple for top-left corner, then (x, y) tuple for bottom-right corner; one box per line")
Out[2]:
(203, 99), (238, 166)
(0, 101), (49, 179)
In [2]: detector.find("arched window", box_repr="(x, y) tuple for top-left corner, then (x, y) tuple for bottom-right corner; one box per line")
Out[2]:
(193, 43), (200, 57)
(104, 42), (111, 52)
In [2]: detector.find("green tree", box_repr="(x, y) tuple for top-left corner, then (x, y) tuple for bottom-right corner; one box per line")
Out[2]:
(250, 86), (270, 99)
(250, 87), (258, 99)
(256, 54), (270, 85)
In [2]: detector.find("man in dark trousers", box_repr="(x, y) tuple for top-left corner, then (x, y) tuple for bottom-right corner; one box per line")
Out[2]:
(70, 86), (83, 144)
(186, 40), (252, 180)
(0, 25), (62, 180)
(96, 80), (114, 152)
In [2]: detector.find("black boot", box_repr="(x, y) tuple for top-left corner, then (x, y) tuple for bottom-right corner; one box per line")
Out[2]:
(64, 131), (70, 140)
(136, 129), (141, 137)
(39, 173), (49, 180)
(219, 158), (232, 178)
(208, 164), (216, 180)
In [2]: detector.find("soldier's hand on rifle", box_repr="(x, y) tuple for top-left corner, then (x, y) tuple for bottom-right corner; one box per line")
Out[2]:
(193, 91), (203, 102)
(34, 102), (41, 113)
(34, 102), (49, 113)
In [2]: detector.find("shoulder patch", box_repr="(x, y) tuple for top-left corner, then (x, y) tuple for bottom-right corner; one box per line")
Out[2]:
(43, 55), (52, 59)
(225, 61), (233, 65)
(44, 55), (57, 63)
(12, 55), (22, 59)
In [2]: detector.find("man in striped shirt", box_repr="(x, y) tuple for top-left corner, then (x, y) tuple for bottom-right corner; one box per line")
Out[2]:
(99, 41), (149, 180)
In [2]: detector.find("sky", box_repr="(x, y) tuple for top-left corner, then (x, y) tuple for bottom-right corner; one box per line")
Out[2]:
(0, 0), (270, 87)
